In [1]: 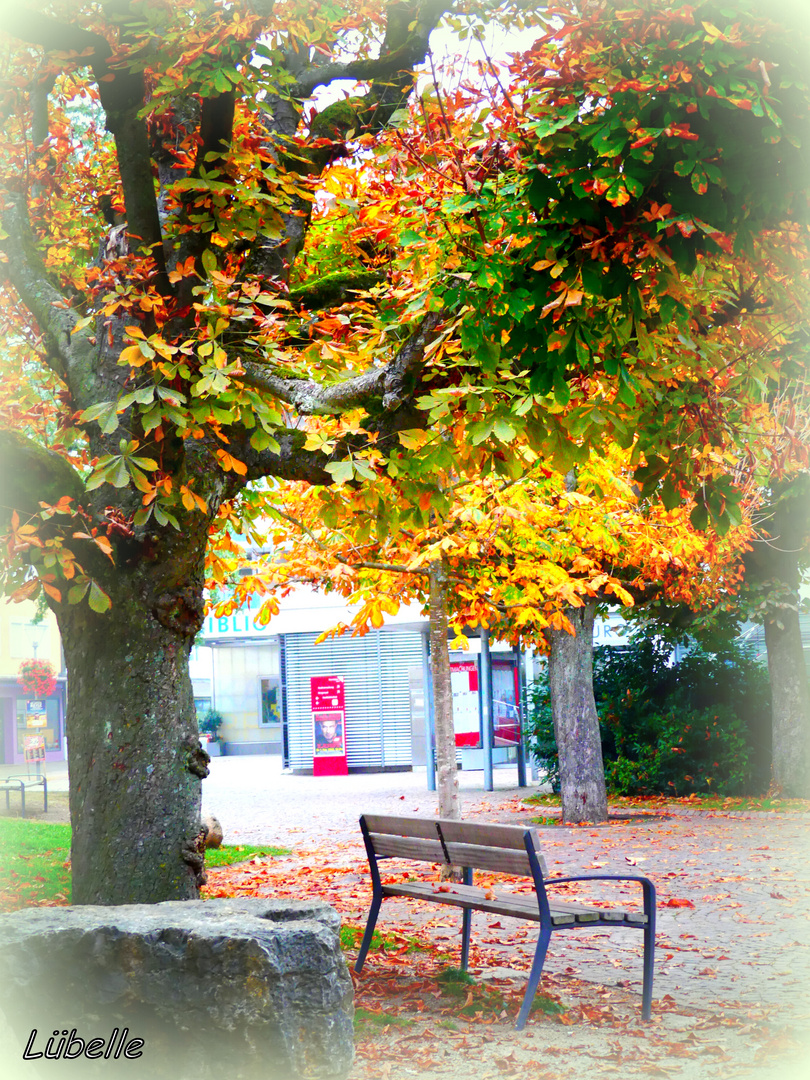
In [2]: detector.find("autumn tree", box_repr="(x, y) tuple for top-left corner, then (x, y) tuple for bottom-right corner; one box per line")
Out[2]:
(224, 444), (754, 823)
(0, 0), (806, 903)
(0, 0), (473, 905)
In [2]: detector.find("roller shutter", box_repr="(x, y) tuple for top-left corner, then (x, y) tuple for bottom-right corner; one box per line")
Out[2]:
(283, 627), (423, 769)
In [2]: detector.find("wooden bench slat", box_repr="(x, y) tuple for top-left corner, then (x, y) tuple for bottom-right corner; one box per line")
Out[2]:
(382, 882), (552, 923)
(382, 883), (647, 927)
(362, 814), (440, 839)
(436, 819), (536, 851)
(442, 841), (533, 877)
(369, 834), (446, 862)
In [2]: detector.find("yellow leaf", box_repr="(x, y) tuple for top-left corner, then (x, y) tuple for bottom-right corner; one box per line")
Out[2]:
(119, 344), (148, 367)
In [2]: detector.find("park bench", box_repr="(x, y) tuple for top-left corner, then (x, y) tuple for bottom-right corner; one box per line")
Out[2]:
(356, 814), (656, 1029)
(0, 774), (48, 819)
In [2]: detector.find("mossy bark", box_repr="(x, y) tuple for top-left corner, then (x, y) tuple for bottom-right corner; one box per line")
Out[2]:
(58, 528), (211, 905)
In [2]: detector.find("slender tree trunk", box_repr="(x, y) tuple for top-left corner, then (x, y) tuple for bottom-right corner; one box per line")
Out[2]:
(743, 477), (810, 798)
(764, 608), (810, 796)
(429, 558), (460, 822)
(545, 601), (608, 823)
(58, 532), (210, 905)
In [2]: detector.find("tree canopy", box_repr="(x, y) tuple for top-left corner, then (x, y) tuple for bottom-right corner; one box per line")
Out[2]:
(0, 0), (807, 900)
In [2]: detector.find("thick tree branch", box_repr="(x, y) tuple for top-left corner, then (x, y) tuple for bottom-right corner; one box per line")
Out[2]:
(291, 0), (452, 97)
(236, 429), (336, 485)
(0, 430), (86, 524)
(0, 193), (98, 389)
(239, 310), (443, 415)
(4, 7), (167, 290)
(240, 1), (451, 283)
(174, 91), (237, 308)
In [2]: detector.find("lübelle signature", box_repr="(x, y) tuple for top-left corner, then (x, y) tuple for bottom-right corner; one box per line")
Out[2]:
(23, 1027), (144, 1061)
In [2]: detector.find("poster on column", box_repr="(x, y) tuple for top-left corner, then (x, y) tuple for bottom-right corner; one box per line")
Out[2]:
(450, 661), (480, 747)
(311, 675), (348, 775)
(492, 662), (520, 746)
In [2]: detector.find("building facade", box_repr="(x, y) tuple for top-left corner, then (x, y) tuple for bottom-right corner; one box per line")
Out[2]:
(0, 601), (67, 766)
(193, 587), (634, 773)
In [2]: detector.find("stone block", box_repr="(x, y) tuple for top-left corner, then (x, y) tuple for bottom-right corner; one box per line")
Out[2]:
(0, 898), (354, 1080)
(202, 815), (223, 848)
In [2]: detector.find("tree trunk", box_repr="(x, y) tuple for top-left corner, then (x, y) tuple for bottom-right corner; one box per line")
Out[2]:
(58, 533), (210, 906)
(546, 602), (608, 823)
(743, 476), (810, 798)
(764, 607), (810, 796)
(429, 558), (460, 822)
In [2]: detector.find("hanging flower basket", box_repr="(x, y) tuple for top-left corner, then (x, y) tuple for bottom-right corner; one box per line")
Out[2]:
(17, 658), (57, 699)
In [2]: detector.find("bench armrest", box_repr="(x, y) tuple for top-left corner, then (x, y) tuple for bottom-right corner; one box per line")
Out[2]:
(546, 874), (653, 887)
(545, 873), (656, 911)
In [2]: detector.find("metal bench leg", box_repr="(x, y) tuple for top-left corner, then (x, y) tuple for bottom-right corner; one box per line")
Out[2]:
(460, 908), (472, 971)
(460, 866), (473, 971)
(355, 894), (382, 974)
(516, 923), (552, 1031)
(641, 910), (655, 1020)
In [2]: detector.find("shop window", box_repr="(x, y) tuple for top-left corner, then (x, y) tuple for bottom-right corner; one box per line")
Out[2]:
(16, 697), (61, 753)
(260, 677), (281, 726)
(194, 698), (212, 719)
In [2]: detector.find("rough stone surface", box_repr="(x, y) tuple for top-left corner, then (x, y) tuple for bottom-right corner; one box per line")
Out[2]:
(202, 814), (223, 848)
(0, 899), (354, 1080)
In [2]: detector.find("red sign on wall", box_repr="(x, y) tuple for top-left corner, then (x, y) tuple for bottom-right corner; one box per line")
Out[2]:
(451, 661), (480, 747)
(311, 676), (348, 775)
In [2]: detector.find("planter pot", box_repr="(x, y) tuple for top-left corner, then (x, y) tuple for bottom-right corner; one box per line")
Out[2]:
(207, 741), (221, 757)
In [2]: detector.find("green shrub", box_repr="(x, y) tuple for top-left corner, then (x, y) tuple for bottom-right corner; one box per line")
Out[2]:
(528, 628), (771, 797)
(199, 710), (224, 740)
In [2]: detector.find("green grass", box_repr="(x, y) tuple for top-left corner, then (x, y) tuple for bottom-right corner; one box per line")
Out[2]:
(340, 924), (429, 954)
(0, 819), (287, 908)
(0, 818), (71, 906)
(436, 966), (475, 986)
(204, 843), (290, 867)
(353, 1007), (414, 1032)
(435, 966), (565, 1020)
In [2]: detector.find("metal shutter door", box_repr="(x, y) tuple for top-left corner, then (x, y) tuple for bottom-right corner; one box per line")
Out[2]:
(283, 628), (422, 769)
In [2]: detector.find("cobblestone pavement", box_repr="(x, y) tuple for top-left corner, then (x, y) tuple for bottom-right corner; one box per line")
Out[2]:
(202, 756), (810, 1022)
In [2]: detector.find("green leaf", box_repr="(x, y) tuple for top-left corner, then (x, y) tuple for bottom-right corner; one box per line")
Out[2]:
(324, 460), (355, 484)
(660, 476), (682, 511)
(201, 248), (218, 275)
(88, 581), (112, 614)
(68, 581), (89, 605)
(80, 401), (119, 434)
(249, 429), (281, 454)
(493, 418), (516, 442)
(399, 230), (424, 246)
(690, 502), (710, 531)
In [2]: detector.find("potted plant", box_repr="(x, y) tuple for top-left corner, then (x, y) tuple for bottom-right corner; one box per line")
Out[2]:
(199, 710), (224, 757)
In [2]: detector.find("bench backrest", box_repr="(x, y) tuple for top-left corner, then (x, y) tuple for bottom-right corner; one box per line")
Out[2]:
(360, 814), (549, 878)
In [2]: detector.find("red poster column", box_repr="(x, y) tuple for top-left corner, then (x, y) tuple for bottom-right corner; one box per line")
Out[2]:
(311, 676), (348, 776)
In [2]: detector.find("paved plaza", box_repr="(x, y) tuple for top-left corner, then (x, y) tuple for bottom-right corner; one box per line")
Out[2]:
(199, 756), (810, 1018)
(14, 754), (809, 1077)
